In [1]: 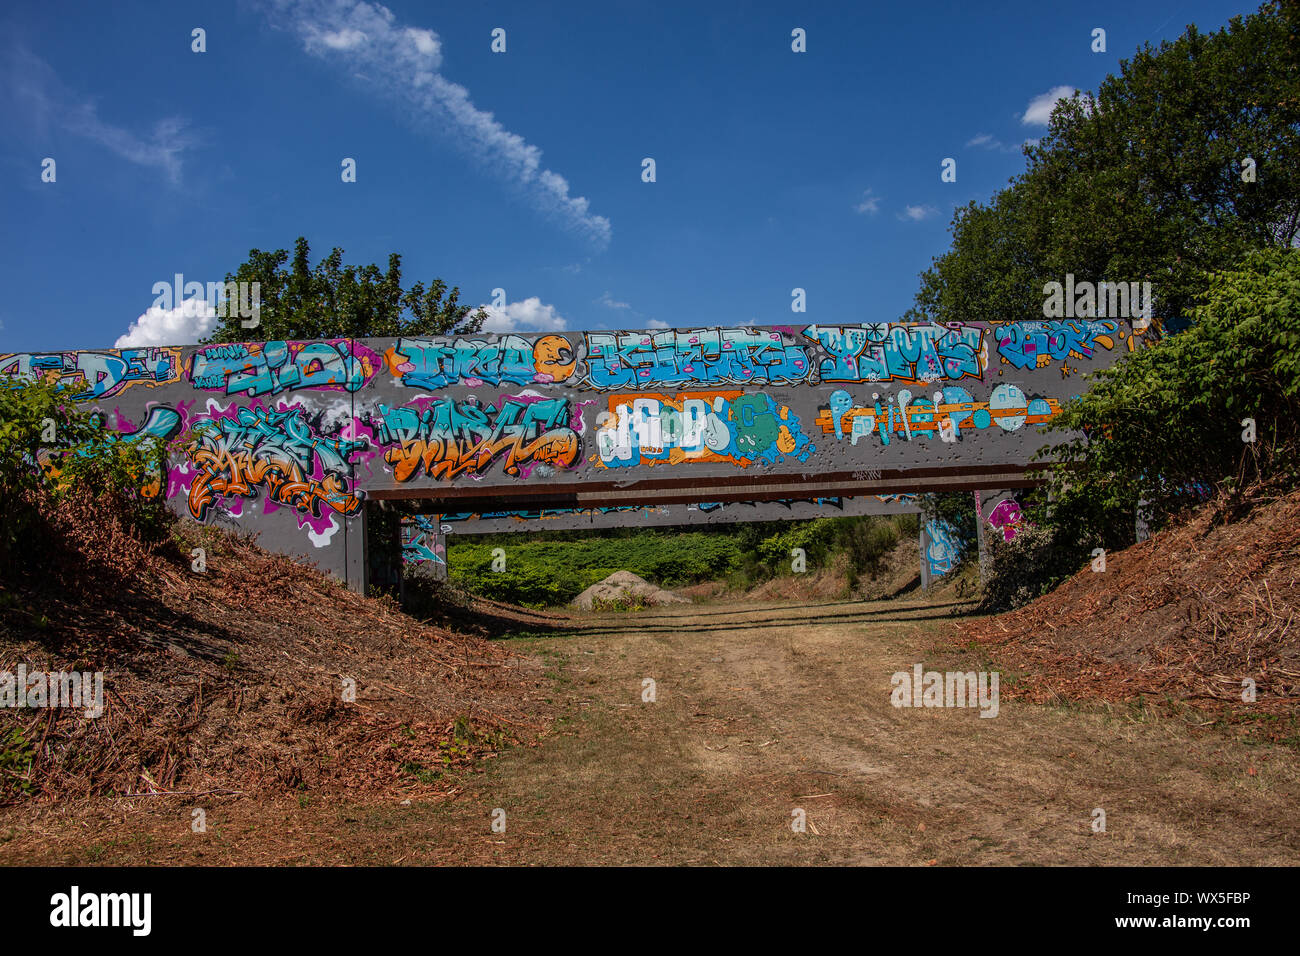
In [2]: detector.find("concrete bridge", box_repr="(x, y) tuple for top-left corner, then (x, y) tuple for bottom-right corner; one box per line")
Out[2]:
(3, 318), (1151, 593)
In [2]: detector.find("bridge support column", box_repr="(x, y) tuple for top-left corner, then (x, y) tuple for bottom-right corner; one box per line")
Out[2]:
(919, 521), (931, 592)
(975, 491), (989, 586)
(399, 515), (449, 584)
(345, 506), (368, 594)
(920, 508), (961, 591)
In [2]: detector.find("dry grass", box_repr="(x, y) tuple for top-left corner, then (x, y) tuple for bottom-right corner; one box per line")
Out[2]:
(0, 511), (548, 804)
(6, 596), (1297, 865)
(959, 487), (1300, 731)
(4, 484), (1298, 865)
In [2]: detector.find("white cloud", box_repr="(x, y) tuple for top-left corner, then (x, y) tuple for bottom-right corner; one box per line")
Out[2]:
(10, 47), (199, 184)
(645, 319), (669, 329)
(319, 28), (367, 50)
(1021, 85), (1078, 126)
(115, 298), (218, 347)
(479, 296), (567, 333)
(404, 27), (439, 56)
(264, 0), (610, 247)
(898, 204), (938, 222)
(854, 189), (880, 215)
(597, 291), (631, 310)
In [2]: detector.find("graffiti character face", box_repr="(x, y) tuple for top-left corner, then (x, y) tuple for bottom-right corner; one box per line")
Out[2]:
(533, 334), (577, 383)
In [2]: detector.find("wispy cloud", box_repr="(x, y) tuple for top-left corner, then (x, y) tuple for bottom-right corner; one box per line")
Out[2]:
(965, 132), (1033, 154)
(898, 204), (938, 222)
(597, 291), (631, 310)
(853, 188), (880, 215)
(262, 0), (611, 247)
(9, 47), (199, 184)
(1021, 85), (1078, 126)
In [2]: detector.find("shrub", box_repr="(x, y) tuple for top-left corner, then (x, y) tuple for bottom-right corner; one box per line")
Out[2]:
(836, 518), (899, 579)
(0, 374), (174, 583)
(977, 523), (1095, 613)
(1034, 248), (1300, 549)
(446, 531), (746, 607)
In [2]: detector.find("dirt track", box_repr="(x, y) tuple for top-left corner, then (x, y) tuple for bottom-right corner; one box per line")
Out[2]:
(4, 596), (1299, 865)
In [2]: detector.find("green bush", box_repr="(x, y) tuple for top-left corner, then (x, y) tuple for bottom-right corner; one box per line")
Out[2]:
(0, 725), (36, 800)
(976, 250), (1300, 606)
(0, 375), (98, 555)
(754, 518), (838, 568)
(448, 532), (745, 607)
(839, 519), (900, 579)
(0, 373), (174, 580)
(445, 512), (923, 607)
(1032, 248), (1300, 555)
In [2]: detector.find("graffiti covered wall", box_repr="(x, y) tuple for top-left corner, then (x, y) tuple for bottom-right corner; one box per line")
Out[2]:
(3, 319), (1148, 590)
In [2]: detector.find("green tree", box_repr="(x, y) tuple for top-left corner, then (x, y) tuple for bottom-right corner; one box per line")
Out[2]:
(906, 190), (1042, 325)
(910, 2), (1300, 326)
(1035, 247), (1300, 532)
(203, 236), (488, 342)
(982, 250), (1300, 609)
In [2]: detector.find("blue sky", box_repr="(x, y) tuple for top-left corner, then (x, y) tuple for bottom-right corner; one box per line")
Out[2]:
(0, 0), (1255, 351)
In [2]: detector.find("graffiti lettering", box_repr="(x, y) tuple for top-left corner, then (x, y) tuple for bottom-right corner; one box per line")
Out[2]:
(0, 348), (182, 401)
(401, 514), (447, 565)
(386, 334), (576, 388)
(373, 395), (580, 481)
(996, 319), (1130, 373)
(186, 404), (367, 522)
(585, 329), (810, 390)
(190, 340), (376, 396)
(803, 323), (984, 384)
(596, 391), (814, 468)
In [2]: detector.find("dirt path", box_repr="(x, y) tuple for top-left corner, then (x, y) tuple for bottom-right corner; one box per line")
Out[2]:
(5, 597), (1299, 865)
